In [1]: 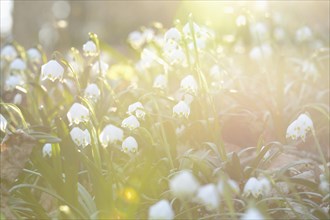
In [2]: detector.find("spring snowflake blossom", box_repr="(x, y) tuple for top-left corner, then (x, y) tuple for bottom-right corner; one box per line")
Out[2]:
(164, 27), (181, 42)
(296, 26), (313, 42)
(67, 103), (90, 125)
(41, 60), (64, 81)
(99, 124), (124, 148)
(153, 74), (167, 89)
(42, 143), (52, 157)
(27, 48), (41, 62)
(180, 74), (198, 94)
(91, 60), (109, 77)
(0, 114), (8, 132)
(241, 208), (265, 220)
(83, 40), (98, 56)
(10, 58), (26, 71)
(148, 200), (174, 220)
(169, 170), (200, 199)
(5, 74), (24, 91)
(1, 45), (17, 61)
(121, 115), (140, 130)
(243, 177), (271, 198)
(173, 101), (190, 118)
(127, 102), (145, 119)
(128, 31), (145, 49)
(195, 184), (220, 211)
(286, 113), (313, 142)
(122, 136), (138, 153)
(70, 127), (91, 148)
(84, 83), (101, 101)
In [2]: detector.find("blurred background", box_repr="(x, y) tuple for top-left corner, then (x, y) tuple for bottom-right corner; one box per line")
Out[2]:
(1, 0), (329, 52)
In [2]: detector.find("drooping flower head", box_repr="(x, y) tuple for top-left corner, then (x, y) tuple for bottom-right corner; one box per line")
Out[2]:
(67, 103), (90, 125)
(99, 124), (124, 148)
(286, 113), (313, 142)
(10, 58), (26, 71)
(1, 45), (17, 61)
(127, 102), (145, 120)
(42, 143), (52, 157)
(27, 48), (41, 62)
(41, 60), (64, 81)
(122, 136), (138, 153)
(0, 114), (8, 132)
(148, 200), (174, 220)
(70, 127), (91, 148)
(83, 40), (98, 56)
(5, 74), (24, 91)
(173, 101), (190, 118)
(243, 177), (271, 198)
(169, 170), (200, 199)
(195, 184), (220, 211)
(84, 83), (101, 101)
(241, 207), (265, 220)
(180, 74), (198, 94)
(153, 74), (167, 90)
(121, 115), (140, 130)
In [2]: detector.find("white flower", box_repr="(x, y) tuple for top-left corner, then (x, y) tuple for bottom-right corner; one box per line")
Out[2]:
(153, 74), (167, 89)
(122, 136), (138, 153)
(241, 208), (264, 220)
(249, 44), (272, 60)
(173, 101), (190, 118)
(143, 28), (155, 43)
(27, 48), (41, 62)
(5, 74), (24, 91)
(169, 170), (199, 199)
(148, 200), (174, 220)
(243, 177), (271, 198)
(10, 58), (26, 71)
(127, 102), (145, 119)
(250, 22), (269, 41)
(13, 93), (22, 105)
(121, 115), (140, 130)
(183, 22), (201, 39)
(164, 28), (181, 42)
(99, 124), (124, 148)
(195, 184), (220, 211)
(91, 60), (109, 77)
(1, 45), (17, 61)
(163, 41), (186, 65)
(41, 60), (64, 81)
(84, 83), (101, 101)
(70, 127), (91, 148)
(67, 103), (90, 125)
(0, 114), (8, 132)
(42, 143), (52, 157)
(286, 113), (313, 142)
(83, 40), (98, 56)
(217, 179), (240, 195)
(296, 26), (312, 42)
(128, 31), (145, 49)
(180, 75), (198, 94)
(319, 174), (330, 194)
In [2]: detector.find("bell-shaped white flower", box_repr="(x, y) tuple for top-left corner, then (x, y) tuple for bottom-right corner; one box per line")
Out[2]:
(153, 74), (167, 89)
(296, 26), (312, 42)
(13, 93), (22, 105)
(5, 74), (24, 91)
(286, 113), (313, 142)
(99, 124), (124, 148)
(10, 58), (26, 71)
(173, 101), (190, 118)
(121, 115), (140, 130)
(1, 45), (17, 61)
(195, 184), (220, 211)
(41, 60), (64, 81)
(122, 136), (138, 153)
(163, 41), (186, 65)
(84, 83), (101, 101)
(0, 114), (8, 132)
(319, 174), (330, 194)
(148, 199), (174, 220)
(83, 40), (98, 56)
(91, 60), (109, 77)
(67, 103), (90, 125)
(127, 102), (145, 119)
(70, 127), (91, 148)
(249, 44), (272, 60)
(241, 208), (264, 220)
(128, 31), (145, 49)
(180, 75), (198, 94)
(169, 170), (199, 199)
(27, 48), (41, 62)
(217, 178), (240, 195)
(42, 143), (52, 157)
(164, 28), (181, 42)
(243, 177), (271, 198)
(183, 22), (201, 39)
